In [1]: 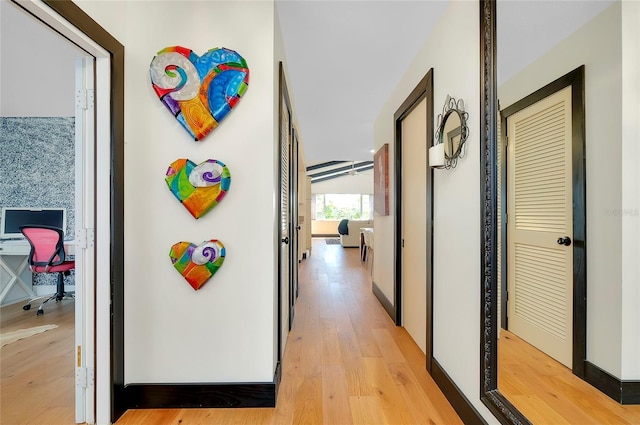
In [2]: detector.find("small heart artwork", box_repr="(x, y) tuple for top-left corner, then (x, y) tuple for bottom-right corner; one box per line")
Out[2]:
(150, 46), (249, 141)
(170, 240), (226, 290)
(165, 159), (231, 219)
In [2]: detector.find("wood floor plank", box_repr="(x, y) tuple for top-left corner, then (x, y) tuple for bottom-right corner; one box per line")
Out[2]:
(388, 361), (463, 425)
(363, 356), (420, 425)
(321, 364), (352, 425)
(349, 395), (385, 425)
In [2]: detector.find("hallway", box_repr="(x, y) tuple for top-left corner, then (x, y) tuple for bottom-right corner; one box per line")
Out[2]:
(116, 238), (461, 424)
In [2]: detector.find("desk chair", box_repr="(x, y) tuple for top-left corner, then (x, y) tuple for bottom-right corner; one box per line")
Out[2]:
(19, 225), (74, 316)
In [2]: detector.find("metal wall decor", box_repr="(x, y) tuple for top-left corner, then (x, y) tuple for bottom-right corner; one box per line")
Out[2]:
(433, 95), (469, 169)
(165, 158), (231, 219)
(150, 46), (249, 141)
(170, 239), (226, 290)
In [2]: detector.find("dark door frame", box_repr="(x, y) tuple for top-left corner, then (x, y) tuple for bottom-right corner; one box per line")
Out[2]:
(393, 68), (434, 372)
(277, 62), (295, 340)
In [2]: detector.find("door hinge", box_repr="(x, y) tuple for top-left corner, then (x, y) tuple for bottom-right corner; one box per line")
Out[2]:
(402, 239), (405, 248)
(504, 213), (508, 224)
(75, 89), (94, 110)
(76, 367), (95, 388)
(75, 228), (95, 249)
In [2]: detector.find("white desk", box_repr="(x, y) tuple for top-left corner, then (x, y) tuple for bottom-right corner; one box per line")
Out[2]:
(0, 239), (75, 304)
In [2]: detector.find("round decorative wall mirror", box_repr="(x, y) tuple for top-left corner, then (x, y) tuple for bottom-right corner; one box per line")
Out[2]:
(434, 95), (469, 169)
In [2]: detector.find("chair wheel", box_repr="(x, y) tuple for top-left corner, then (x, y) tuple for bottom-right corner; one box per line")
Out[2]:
(23, 304), (31, 310)
(36, 309), (44, 316)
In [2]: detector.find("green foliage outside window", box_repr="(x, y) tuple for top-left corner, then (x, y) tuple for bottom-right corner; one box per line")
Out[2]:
(315, 194), (372, 220)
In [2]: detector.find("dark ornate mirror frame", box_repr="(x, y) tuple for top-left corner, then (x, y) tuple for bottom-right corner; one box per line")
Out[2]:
(435, 95), (469, 169)
(479, 1), (530, 424)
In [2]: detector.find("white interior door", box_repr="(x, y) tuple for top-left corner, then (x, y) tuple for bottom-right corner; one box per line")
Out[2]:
(401, 97), (427, 354)
(74, 57), (96, 423)
(507, 86), (573, 367)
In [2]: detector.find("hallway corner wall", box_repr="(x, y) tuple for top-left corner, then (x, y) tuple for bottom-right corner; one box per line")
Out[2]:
(76, 0), (280, 385)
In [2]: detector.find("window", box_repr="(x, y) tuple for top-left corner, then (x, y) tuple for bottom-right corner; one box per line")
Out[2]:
(314, 194), (373, 220)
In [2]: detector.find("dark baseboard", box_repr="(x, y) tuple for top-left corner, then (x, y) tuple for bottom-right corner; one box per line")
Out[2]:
(122, 363), (282, 409)
(585, 361), (640, 404)
(372, 280), (394, 320)
(432, 358), (487, 425)
(312, 233), (339, 237)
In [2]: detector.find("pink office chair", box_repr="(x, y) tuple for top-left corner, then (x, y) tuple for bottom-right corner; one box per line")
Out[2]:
(19, 225), (75, 316)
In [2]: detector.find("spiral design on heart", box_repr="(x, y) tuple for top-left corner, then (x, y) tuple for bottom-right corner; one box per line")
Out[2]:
(192, 240), (224, 265)
(188, 159), (223, 187)
(149, 51), (200, 101)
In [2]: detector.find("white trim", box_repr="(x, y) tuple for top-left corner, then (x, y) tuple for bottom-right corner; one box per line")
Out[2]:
(13, 0), (108, 57)
(94, 56), (111, 425)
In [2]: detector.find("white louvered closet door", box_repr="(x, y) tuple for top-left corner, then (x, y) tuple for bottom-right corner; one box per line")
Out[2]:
(507, 86), (573, 368)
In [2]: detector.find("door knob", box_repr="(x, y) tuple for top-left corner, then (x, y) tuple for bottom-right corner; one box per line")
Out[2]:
(557, 236), (572, 246)
(281, 237), (289, 244)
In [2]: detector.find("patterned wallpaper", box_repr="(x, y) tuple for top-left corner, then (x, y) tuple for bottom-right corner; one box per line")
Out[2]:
(0, 117), (75, 285)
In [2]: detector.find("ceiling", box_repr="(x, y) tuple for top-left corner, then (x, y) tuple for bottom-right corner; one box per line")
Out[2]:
(275, 0), (614, 166)
(276, 0), (448, 164)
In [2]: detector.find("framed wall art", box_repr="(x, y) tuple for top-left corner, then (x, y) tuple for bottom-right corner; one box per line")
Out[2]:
(374, 143), (389, 216)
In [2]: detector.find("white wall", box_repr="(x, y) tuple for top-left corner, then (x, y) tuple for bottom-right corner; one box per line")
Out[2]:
(76, 0), (279, 384)
(0, 0), (83, 117)
(373, 1), (497, 422)
(620, 0), (640, 380)
(499, 1), (638, 380)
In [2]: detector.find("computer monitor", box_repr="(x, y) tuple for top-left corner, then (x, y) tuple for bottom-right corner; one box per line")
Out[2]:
(0, 208), (67, 239)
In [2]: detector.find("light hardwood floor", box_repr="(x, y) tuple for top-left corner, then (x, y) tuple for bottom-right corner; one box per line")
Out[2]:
(1, 297), (75, 425)
(499, 329), (640, 424)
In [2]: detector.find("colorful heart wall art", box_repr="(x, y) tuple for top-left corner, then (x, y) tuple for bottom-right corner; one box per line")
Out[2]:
(165, 158), (231, 219)
(150, 46), (249, 141)
(170, 240), (226, 290)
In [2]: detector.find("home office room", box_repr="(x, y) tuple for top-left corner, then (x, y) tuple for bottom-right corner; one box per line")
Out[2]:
(0, 0), (97, 423)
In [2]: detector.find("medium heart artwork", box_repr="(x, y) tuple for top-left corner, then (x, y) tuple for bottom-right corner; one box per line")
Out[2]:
(165, 159), (231, 219)
(170, 240), (226, 290)
(150, 46), (249, 141)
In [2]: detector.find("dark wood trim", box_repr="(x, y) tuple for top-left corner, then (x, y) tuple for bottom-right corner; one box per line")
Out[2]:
(393, 68), (434, 372)
(498, 102), (508, 332)
(624, 383), (640, 405)
(277, 62), (291, 357)
(585, 361), (640, 405)
(432, 359), (488, 425)
(306, 161), (347, 171)
(311, 233), (339, 238)
(310, 165), (375, 184)
(292, 128), (300, 300)
(372, 280), (394, 320)
(500, 65), (587, 378)
(308, 161), (373, 179)
(121, 363), (282, 409)
(34, 1), (126, 421)
(479, 1), (533, 424)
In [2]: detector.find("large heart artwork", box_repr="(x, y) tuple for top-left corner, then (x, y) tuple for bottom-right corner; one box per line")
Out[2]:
(165, 158), (231, 219)
(170, 240), (226, 290)
(150, 46), (249, 141)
